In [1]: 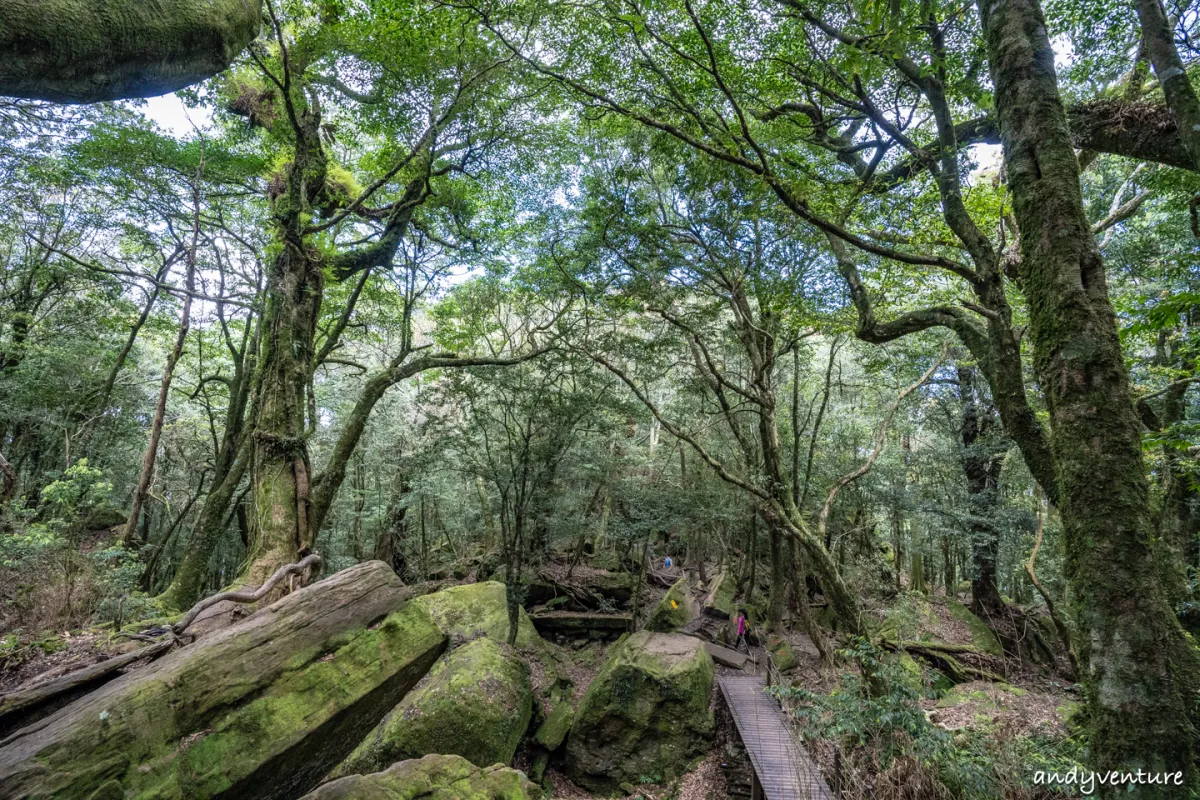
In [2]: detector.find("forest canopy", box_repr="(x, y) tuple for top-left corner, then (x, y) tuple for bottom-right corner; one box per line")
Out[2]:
(2, 0), (1200, 797)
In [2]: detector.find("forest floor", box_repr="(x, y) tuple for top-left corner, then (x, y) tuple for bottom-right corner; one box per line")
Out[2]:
(0, 558), (1081, 800)
(0, 627), (135, 693)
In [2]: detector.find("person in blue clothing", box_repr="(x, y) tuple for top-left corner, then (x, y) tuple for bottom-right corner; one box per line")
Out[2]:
(664, 555), (672, 568)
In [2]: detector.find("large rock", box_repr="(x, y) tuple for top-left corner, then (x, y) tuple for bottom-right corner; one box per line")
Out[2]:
(303, 754), (542, 799)
(646, 576), (698, 632)
(0, 561), (446, 800)
(413, 581), (540, 647)
(702, 569), (734, 618)
(945, 599), (1004, 657)
(565, 631), (714, 792)
(333, 638), (533, 776)
(767, 634), (797, 673)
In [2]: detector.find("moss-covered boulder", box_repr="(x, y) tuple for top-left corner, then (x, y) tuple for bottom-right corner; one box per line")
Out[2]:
(333, 638), (533, 776)
(303, 754), (542, 799)
(945, 599), (1004, 657)
(413, 581), (541, 647)
(533, 700), (573, 752)
(875, 591), (937, 641)
(767, 634), (796, 673)
(646, 576), (699, 633)
(702, 569), (735, 618)
(0, 561), (446, 800)
(564, 631), (714, 792)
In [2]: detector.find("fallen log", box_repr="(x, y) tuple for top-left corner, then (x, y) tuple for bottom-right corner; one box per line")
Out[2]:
(529, 611), (632, 639)
(0, 638), (173, 738)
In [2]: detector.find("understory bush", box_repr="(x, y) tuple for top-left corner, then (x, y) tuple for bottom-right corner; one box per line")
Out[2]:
(774, 639), (1085, 799)
(0, 461), (158, 633)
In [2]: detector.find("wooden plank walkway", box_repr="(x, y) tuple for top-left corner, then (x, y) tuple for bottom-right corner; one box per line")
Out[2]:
(718, 675), (834, 800)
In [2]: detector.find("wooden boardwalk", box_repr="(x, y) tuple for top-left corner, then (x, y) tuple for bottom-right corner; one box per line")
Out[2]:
(718, 675), (834, 800)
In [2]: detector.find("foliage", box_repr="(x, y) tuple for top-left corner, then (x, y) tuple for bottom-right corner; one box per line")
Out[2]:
(775, 639), (1085, 799)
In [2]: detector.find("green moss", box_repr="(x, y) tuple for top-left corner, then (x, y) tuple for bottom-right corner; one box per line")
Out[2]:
(944, 599), (1004, 657)
(532, 700), (573, 751)
(302, 754), (542, 799)
(173, 603), (446, 797)
(646, 577), (697, 633)
(565, 631), (714, 793)
(413, 582), (541, 648)
(333, 638), (533, 776)
(767, 635), (796, 673)
(896, 652), (926, 692)
(702, 570), (734, 617)
(7, 579), (446, 800)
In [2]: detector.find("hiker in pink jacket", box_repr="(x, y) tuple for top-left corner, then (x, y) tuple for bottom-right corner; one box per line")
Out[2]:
(735, 611), (748, 652)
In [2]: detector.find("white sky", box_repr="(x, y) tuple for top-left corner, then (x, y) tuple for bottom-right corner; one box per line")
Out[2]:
(141, 93), (213, 138)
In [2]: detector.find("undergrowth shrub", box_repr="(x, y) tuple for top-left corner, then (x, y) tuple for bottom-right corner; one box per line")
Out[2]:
(774, 638), (1085, 799)
(0, 461), (158, 635)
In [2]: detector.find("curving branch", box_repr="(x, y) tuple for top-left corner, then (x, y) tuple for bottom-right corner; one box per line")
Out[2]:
(172, 554), (323, 635)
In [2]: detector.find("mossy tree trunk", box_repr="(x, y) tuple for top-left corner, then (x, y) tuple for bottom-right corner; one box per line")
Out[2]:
(242, 99), (328, 588)
(978, 0), (1200, 784)
(957, 365), (1007, 617)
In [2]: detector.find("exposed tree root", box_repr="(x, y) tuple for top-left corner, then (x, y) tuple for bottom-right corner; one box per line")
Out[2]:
(172, 553), (323, 636)
(879, 639), (1006, 684)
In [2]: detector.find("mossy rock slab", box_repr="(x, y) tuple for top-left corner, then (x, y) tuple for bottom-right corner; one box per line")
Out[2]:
(532, 700), (573, 752)
(333, 638), (533, 776)
(646, 576), (698, 633)
(874, 591), (937, 641)
(944, 599), (1004, 657)
(702, 570), (735, 618)
(0, 561), (447, 800)
(303, 754), (542, 799)
(564, 631), (714, 793)
(767, 635), (796, 673)
(413, 581), (541, 648)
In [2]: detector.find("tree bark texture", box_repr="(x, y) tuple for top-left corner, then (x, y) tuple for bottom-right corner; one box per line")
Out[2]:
(978, 0), (1200, 786)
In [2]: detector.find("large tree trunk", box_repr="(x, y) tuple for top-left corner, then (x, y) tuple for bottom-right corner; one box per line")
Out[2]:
(238, 99), (329, 590)
(978, 0), (1200, 785)
(957, 366), (1006, 617)
(245, 247), (322, 588)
